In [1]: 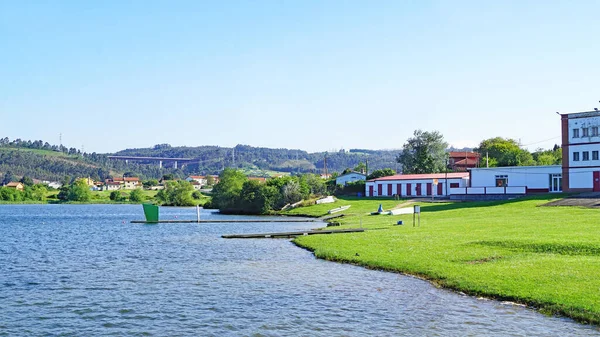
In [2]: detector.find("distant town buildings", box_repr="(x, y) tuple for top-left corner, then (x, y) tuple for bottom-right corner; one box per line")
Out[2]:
(103, 177), (142, 190)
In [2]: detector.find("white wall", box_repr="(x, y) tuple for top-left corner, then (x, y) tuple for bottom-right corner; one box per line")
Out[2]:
(365, 178), (466, 197)
(568, 114), (600, 145)
(336, 173), (366, 186)
(470, 166), (561, 190)
(565, 112), (600, 190)
(568, 169), (593, 189)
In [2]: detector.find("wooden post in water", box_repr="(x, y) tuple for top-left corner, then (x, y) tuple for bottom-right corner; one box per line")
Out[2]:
(196, 205), (201, 223)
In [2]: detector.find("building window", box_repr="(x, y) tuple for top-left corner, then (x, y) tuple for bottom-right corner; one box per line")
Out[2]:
(449, 183), (459, 188)
(573, 129), (580, 138)
(593, 127), (599, 137)
(495, 175), (508, 187)
(583, 151), (589, 161)
(573, 152), (580, 161)
(582, 128), (589, 137)
(593, 151), (599, 161)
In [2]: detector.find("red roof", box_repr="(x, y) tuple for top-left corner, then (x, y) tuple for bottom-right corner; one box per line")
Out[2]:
(112, 177), (139, 182)
(369, 172), (469, 182)
(454, 158), (479, 166)
(448, 152), (480, 159)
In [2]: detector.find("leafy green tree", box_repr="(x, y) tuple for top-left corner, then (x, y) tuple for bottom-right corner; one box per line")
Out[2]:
(211, 168), (248, 211)
(341, 168), (353, 175)
(532, 146), (562, 166)
(205, 175), (215, 186)
(67, 180), (91, 201)
(58, 180), (91, 202)
(282, 180), (303, 205)
(299, 174), (326, 196)
(475, 137), (535, 167)
(143, 179), (159, 188)
(397, 130), (448, 174)
(2, 171), (16, 185)
(20, 175), (34, 186)
(353, 162), (366, 174)
(109, 190), (126, 201)
(238, 180), (278, 214)
(155, 180), (195, 206)
(29, 184), (47, 201)
(162, 174), (175, 181)
(0, 187), (23, 201)
(129, 189), (145, 202)
(367, 168), (396, 180)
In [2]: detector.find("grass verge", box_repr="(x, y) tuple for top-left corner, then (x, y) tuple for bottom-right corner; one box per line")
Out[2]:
(284, 195), (600, 325)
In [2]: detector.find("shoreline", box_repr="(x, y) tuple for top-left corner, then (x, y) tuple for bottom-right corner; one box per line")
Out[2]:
(291, 240), (586, 325)
(286, 196), (600, 327)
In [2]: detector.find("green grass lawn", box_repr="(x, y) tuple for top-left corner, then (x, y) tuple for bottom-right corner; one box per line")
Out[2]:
(285, 195), (600, 325)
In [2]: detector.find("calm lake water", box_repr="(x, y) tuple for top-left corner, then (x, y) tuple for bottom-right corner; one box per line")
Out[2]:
(0, 204), (598, 336)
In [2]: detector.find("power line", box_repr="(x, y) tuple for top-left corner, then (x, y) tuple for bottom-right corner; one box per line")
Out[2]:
(520, 136), (561, 147)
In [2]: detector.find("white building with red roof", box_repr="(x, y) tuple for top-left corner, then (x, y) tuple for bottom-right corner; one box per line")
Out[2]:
(365, 172), (469, 197)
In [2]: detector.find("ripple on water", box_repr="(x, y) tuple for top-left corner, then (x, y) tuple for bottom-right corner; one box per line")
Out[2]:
(0, 205), (599, 336)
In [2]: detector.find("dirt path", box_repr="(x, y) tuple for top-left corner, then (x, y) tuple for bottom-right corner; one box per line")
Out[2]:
(543, 193), (600, 208)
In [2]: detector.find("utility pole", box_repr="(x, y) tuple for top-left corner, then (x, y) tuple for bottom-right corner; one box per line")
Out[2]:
(324, 155), (328, 178)
(445, 154), (449, 197)
(232, 147), (235, 167)
(365, 159), (369, 177)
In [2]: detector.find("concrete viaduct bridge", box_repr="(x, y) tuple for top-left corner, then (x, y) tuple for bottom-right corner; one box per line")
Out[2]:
(107, 156), (196, 169)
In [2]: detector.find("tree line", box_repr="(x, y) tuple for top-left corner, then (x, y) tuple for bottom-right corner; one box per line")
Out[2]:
(209, 169), (327, 214)
(395, 131), (561, 175)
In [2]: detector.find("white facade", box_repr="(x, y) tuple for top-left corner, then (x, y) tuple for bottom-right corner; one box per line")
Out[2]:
(561, 111), (600, 192)
(365, 173), (469, 197)
(468, 165), (562, 194)
(336, 172), (366, 186)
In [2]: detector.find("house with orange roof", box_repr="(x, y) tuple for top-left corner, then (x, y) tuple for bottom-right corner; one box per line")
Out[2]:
(448, 151), (480, 171)
(4, 182), (24, 191)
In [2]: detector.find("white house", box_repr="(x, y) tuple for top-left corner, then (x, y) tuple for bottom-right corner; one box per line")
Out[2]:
(365, 172), (469, 197)
(336, 172), (366, 186)
(560, 110), (600, 192)
(105, 181), (122, 191)
(186, 176), (208, 186)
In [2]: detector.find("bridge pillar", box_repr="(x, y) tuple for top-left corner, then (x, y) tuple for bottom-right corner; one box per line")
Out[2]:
(159, 160), (162, 168)
(174, 161), (178, 169)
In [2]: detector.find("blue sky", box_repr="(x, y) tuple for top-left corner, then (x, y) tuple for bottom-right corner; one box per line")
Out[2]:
(2, 1), (599, 153)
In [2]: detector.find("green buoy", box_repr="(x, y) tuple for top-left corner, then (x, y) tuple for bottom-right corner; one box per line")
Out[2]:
(142, 203), (159, 223)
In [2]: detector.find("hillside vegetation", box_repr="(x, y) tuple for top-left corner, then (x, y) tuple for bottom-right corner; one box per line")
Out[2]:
(0, 138), (399, 182)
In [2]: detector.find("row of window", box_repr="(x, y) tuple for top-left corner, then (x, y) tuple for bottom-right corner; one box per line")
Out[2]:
(573, 150), (600, 161)
(573, 126), (599, 138)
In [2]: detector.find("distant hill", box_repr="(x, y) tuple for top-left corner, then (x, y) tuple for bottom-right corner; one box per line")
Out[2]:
(114, 144), (400, 176)
(0, 138), (401, 182)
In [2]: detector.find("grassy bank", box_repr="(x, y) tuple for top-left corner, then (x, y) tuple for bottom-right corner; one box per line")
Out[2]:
(285, 195), (600, 325)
